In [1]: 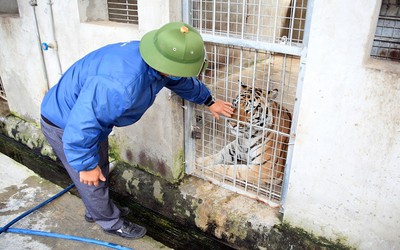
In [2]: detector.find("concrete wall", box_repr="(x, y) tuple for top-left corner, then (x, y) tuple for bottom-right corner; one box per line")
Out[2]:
(0, 0), (184, 182)
(284, 0), (400, 249)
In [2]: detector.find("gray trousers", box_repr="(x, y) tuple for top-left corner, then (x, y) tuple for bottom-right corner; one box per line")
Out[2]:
(40, 118), (123, 230)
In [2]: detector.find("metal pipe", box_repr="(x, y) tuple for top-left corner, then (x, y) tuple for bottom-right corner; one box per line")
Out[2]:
(47, 0), (63, 76)
(29, 0), (50, 91)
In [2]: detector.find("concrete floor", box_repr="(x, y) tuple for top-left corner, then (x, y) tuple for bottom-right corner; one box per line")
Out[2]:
(0, 152), (172, 250)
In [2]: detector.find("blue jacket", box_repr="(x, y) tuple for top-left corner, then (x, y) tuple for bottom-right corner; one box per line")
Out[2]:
(41, 41), (211, 172)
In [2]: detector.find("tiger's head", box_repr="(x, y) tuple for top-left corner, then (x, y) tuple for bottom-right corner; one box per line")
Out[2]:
(230, 84), (278, 136)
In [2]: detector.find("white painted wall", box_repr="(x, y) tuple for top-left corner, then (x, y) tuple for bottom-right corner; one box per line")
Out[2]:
(0, 0), (184, 181)
(0, 2), (45, 120)
(284, 1), (400, 249)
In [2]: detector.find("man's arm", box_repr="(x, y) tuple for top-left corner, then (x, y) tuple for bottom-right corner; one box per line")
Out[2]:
(165, 77), (233, 119)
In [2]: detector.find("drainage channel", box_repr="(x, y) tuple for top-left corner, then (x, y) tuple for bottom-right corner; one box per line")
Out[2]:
(0, 133), (234, 250)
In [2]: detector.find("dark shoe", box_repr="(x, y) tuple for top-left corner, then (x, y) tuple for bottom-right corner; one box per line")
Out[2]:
(104, 220), (146, 239)
(85, 206), (131, 223)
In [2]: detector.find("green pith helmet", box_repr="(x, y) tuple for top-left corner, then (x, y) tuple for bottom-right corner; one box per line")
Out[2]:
(139, 22), (208, 77)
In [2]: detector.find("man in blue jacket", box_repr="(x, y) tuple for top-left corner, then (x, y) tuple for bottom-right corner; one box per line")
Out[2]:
(40, 22), (233, 239)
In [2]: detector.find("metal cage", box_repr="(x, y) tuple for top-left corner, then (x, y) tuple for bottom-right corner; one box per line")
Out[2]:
(371, 0), (400, 62)
(183, 0), (311, 206)
(0, 76), (6, 101)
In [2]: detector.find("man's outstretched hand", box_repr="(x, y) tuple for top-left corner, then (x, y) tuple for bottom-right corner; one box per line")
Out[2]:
(209, 99), (234, 120)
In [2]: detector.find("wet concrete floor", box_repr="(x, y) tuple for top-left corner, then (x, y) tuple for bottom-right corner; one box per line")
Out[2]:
(0, 152), (172, 250)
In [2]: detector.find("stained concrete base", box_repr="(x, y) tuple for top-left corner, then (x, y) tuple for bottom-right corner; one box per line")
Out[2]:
(0, 153), (171, 250)
(0, 114), (282, 249)
(0, 109), (353, 250)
